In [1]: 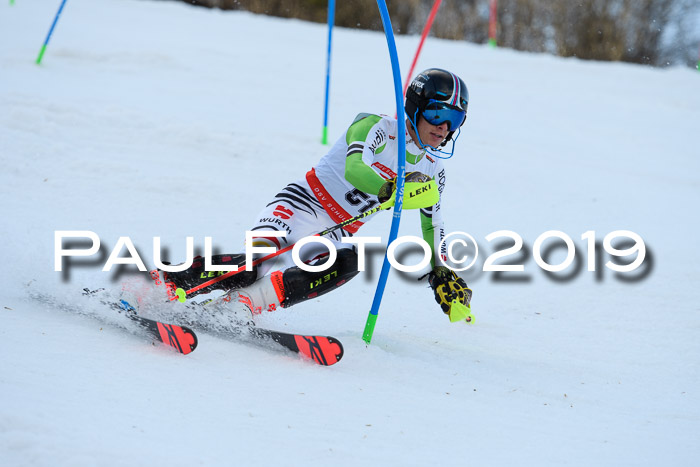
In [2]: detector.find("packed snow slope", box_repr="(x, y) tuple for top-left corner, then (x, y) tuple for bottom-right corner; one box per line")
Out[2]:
(1, 1), (699, 466)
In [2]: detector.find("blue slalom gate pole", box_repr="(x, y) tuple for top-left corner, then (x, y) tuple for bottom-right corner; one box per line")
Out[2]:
(362, 0), (406, 344)
(321, 0), (335, 145)
(36, 0), (68, 65)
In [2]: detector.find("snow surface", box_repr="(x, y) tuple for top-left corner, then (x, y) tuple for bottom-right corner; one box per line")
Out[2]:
(1, 0), (699, 466)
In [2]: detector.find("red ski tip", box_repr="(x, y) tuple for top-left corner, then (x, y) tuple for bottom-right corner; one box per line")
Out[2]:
(156, 322), (198, 355)
(294, 335), (344, 366)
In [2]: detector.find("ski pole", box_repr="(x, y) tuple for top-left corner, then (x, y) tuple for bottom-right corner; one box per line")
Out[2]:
(171, 180), (439, 302)
(36, 0), (69, 65)
(171, 200), (392, 302)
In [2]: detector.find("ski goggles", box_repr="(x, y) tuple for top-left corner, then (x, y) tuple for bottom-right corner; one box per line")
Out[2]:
(422, 99), (466, 130)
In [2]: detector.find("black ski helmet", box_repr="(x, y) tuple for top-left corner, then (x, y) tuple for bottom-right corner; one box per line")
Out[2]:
(405, 68), (469, 146)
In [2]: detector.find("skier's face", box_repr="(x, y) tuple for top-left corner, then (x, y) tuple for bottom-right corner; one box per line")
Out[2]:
(416, 115), (449, 148)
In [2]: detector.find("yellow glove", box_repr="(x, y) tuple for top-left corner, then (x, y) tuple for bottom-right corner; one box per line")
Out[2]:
(377, 171), (432, 203)
(425, 266), (474, 323)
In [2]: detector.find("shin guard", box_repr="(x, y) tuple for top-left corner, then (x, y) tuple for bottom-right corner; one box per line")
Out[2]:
(280, 248), (359, 308)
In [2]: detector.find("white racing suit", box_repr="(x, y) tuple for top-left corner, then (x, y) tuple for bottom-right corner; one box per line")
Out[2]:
(237, 113), (449, 315)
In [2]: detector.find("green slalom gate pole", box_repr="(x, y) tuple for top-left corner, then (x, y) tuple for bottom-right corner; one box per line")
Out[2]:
(36, 0), (68, 65)
(362, 0), (406, 345)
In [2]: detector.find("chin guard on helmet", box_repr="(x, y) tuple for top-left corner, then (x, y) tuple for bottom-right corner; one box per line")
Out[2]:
(407, 109), (462, 159)
(405, 68), (468, 158)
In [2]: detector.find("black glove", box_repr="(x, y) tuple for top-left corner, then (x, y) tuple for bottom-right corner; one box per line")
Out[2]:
(423, 266), (472, 315)
(378, 171), (432, 203)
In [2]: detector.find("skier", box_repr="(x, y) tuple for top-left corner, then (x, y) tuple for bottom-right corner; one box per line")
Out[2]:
(164, 68), (473, 322)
